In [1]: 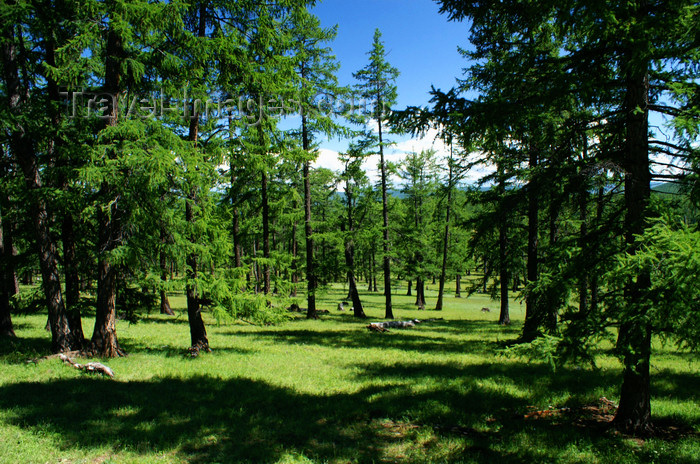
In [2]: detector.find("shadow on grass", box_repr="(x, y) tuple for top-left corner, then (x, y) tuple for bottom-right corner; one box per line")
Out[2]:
(230, 328), (499, 356)
(227, 319), (519, 356)
(0, 335), (52, 363)
(1, 362), (696, 463)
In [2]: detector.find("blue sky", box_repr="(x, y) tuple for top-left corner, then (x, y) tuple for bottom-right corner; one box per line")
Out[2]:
(311, 0), (470, 109)
(308, 0), (480, 179)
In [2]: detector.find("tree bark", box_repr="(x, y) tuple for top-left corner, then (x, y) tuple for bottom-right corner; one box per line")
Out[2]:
(92, 211), (123, 357)
(62, 212), (85, 346)
(45, 37), (85, 349)
(435, 159), (453, 311)
(613, 44), (653, 434)
(455, 274), (461, 298)
(0, 208), (15, 337)
(521, 147), (541, 342)
(303, 158), (317, 318)
(378, 116), (393, 319)
(343, 182), (365, 318)
(90, 27), (124, 358)
(186, 194), (209, 352)
(498, 217), (510, 325)
(232, 207), (242, 268)
(414, 277), (426, 309)
(291, 217), (298, 297)
(261, 170), (271, 295)
(182, 3), (209, 353)
(301, 103), (317, 318)
(406, 280), (412, 296)
(159, 227), (174, 315)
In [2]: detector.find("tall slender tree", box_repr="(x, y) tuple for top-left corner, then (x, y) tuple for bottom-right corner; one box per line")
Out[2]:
(353, 29), (400, 319)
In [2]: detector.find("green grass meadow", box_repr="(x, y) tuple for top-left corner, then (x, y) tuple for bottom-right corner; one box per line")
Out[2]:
(0, 284), (698, 463)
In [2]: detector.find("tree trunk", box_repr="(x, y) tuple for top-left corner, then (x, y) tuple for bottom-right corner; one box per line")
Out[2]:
(261, 170), (271, 295)
(436, 162), (453, 311)
(498, 217), (510, 325)
(578, 165), (589, 316)
(406, 280), (412, 296)
(1, 23), (73, 352)
(291, 218), (298, 297)
(344, 182), (365, 318)
(415, 277), (426, 309)
(62, 212), (85, 347)
(455, 274), (461, 298)
(186, 195), (209, 352)
(613, 46), (653, 435)
(159, 227), (174, 316)
(303, 158), (317, 319)
(46, 37), (84, 349)
(521, 147), (541, 342)
(368, 247), (375, 292)
(90, 27), (124, 358)
(378, 118), (393, 319)
(232, 207), (242, 268)
(184, 18), (209, 352)
(344, 237), (365, 318)
(0, 191), (19, 298)
(91, 218), (123, 358)
(590, 186), (604, 313)
(0, 208), (15, 337)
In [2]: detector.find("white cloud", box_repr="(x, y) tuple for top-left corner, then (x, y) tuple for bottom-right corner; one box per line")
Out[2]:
(313, 148), (346, 173)
(314, 127), (493, 186)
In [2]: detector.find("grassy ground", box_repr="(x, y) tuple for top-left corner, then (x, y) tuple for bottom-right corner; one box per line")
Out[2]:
(0, 283), (698, 463)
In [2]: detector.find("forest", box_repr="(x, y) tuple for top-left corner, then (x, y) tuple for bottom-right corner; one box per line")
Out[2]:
(0, 0), (698, 463)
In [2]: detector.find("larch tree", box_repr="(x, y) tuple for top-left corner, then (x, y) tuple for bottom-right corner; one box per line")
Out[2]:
(287, 7), (348, 318)
(353, 29), (400, 319)
(436, 0), (700, 434)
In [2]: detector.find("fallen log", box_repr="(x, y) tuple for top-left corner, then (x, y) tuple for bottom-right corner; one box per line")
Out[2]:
(59, 353), (115, 378)
(367, 319), (421, 332)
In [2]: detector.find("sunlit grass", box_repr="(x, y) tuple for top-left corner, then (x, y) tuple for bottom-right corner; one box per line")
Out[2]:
(0, 282), (697, 463)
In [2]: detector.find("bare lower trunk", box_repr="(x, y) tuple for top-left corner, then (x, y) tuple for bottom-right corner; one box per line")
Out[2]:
(91, 203), (123, 357)
(345, 241), (365, 318)
(303, 160), (317, 319)
(186, 196), (209, 352)
(62, 213), (85, 347)
(0, 209), (15, 337)
(262, 171), (271, 295)
(291, 219), (298, 296)
(436, 179), (452, 310)
(521, 147), (541, 342)
(91, 243), (123, 357)
(232, 208), (242, 268)
(406, 280), (412, 296)
(415, 277), (426, 309)
(613, 48), (653, 435)
(159, 228), (174, 315)
(378, 120), (393, 319)
(455, 274), (461, 297)
(498, 218), (510, 325)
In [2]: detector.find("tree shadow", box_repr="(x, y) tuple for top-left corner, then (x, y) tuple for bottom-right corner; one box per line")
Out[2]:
(0, 374), (516, 463)
(229, 327), (501, 356)
(0, 335), (52, 363)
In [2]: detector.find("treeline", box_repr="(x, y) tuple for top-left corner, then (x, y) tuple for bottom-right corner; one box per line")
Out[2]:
(0, 1), (480, 359)
(0, 0), (699, 437)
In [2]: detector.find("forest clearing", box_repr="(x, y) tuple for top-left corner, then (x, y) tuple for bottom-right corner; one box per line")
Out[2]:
(0, 284), (698, 464)
(1, 0), (699, 461)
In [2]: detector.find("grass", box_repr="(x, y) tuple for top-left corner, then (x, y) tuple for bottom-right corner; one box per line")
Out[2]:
(0, 282), (698, 463)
